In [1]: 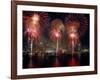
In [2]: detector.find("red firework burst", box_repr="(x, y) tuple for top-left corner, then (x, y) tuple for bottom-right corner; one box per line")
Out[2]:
(23, 12), (48, 32)
(65, 14), (88, 36)
(50, 19), (64, 41)
(50, 29), (61, 41)
(23, 12), (48, 41)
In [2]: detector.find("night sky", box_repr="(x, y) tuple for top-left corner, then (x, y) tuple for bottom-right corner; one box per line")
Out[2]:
(23, 11), (90, 50)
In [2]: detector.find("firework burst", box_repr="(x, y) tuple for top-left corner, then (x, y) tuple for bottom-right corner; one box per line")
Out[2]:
(23, 12), (48, 42)
(50, 19), (64, 52)
(65, 14), (88, 54)
(50, 19), (64, 41)
(65, 14), (88, 36)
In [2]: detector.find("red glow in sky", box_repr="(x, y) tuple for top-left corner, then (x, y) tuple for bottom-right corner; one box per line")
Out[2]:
(69, 33), (76, 38)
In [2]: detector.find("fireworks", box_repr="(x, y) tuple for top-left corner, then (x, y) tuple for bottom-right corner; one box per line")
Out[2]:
(70, 33), (76, 38)
(24, 12), (48, 42)
(22, 12), (89, 68)
(32, 13), (40, 22)
(23, 12), (88, 55)
(50, 19), (64, 41)
(50, 29), (61, 41)
(68, 31), (79, 53)
(24, 13), (40, 42)
(65, 14), (88, 54)
(50, 19), (64, 53)
(65, 14), (88, 36)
